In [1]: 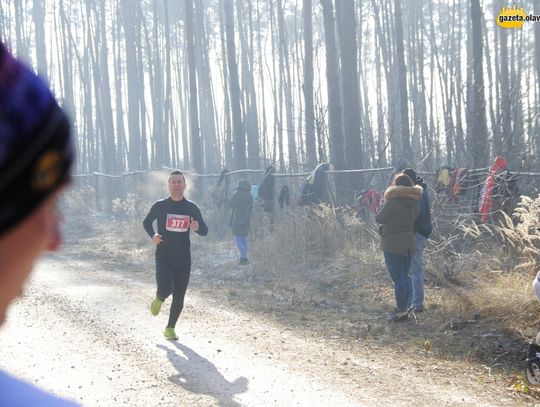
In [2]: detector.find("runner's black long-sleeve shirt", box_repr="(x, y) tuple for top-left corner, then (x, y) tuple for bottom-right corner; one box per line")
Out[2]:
(143, 197), (208, 259)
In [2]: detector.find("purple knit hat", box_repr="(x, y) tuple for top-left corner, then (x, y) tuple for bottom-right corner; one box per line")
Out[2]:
(0, 43), (74, 237)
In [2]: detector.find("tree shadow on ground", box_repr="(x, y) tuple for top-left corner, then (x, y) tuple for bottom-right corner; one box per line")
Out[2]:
(157, 342), (248, 407)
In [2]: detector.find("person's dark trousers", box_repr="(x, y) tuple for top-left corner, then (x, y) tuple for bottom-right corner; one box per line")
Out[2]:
(155, 255), (191, 329)
(383, 251), (412, 312)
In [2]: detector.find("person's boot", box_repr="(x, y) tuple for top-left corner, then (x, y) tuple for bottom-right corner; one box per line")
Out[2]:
(387, 309), (409, 322)
(239, 258), (249, 265)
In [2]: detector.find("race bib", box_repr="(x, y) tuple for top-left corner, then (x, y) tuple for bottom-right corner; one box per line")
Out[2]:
(166, 214), (190, 232)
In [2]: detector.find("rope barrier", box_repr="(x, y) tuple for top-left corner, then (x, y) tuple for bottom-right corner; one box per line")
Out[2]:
(74, 165), (517, 179)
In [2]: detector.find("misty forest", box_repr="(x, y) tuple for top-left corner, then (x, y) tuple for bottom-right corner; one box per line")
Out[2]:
(2, 0), (539, 180)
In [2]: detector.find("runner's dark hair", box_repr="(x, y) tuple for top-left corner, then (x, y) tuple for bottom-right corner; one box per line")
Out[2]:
(169, 170), (185, 182)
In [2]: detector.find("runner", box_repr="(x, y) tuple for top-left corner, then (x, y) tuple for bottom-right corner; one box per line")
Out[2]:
(143, 170), (208, 340)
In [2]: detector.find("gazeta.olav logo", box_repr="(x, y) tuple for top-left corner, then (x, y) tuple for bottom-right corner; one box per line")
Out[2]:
(496, 5), (540, 29)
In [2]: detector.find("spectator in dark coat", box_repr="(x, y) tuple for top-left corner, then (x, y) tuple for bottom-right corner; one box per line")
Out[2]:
(230, 179), (253, 265)
(403, 168), (432, 313)
(376, 173), (422, 322)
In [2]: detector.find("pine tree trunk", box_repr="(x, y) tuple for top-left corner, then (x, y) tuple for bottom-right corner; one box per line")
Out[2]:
(122, 2), (142, 170)
(237, 1), (260, 170)
(469, 0), (489, 168)
(338, 0), (363, 199)
(185, 0), (203, 175)
(32, 0), (47, 78)
(277, 0), (298, 172)
(321, 0), (346, 201)
(393, 0), (412, 164)
(219, 1), (233, 169)
(224, 0), (246, 170)
(303, 0), (317, 169)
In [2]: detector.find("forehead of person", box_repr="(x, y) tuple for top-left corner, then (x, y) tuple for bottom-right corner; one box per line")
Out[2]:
(169, 173), (185, 184)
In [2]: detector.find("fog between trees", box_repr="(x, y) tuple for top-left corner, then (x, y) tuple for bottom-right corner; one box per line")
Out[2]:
(1, 0), (538, 191)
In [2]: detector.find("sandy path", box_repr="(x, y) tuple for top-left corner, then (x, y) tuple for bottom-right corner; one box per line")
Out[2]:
(0, 254), (525, 406)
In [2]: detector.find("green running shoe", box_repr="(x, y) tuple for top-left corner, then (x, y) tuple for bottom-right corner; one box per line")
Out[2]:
(150, 297), (164, 316)
(164, 327), (178, 340)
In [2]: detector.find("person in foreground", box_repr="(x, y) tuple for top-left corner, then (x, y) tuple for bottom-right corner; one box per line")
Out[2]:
(0, 43), (77, 405)
(143, 171), (208, 340)
(376, 173), (422, 322)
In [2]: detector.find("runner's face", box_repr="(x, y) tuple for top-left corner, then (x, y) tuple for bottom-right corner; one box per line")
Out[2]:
(0, 193), (63, 325)
(168, 174), (186, 196)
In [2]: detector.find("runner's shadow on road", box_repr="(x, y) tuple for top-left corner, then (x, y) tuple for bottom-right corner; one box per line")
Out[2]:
(157, 343), (248, 407)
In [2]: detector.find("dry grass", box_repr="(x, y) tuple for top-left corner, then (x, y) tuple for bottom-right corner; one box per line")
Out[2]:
(251, 204), (379, 270)
(446, 195), (540, 332)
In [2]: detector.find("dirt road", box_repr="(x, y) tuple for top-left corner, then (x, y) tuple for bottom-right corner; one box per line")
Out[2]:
(0, 254), (528, 406)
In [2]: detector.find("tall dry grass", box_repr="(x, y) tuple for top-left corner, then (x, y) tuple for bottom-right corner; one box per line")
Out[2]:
(251, 205), (377, 266)
(452, 195), (540, 328)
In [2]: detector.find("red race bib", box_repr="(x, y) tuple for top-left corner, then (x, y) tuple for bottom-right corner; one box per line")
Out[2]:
(166, 214), (190, 232)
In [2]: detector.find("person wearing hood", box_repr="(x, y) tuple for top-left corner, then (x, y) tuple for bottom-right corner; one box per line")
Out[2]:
(376, 173), (422, 322)
(230, 179), (253, 265)
(402, 168), (432, 313)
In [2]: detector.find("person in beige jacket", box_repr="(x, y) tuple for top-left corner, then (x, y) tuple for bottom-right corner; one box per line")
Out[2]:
(376, 173), (422, 322)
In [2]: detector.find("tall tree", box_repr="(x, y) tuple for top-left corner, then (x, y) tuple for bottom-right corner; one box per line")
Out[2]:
(185, 0), (203, 176)
(122, 1), (143, 170)
(303, 0), (317, 169)
(256, 0), (269, 167)
(393, 0), (412, 163)
(195, 0), (220, 172)
(236, 1), (260, 170)
(496, 0), (510, 158)
(338, 0), (363, 175)
(32, 0), (47, 78)
(218, 0), (233, 168)
(150, 1), (166, 167)
(373, 0), (399, 166)
(468, 0), (489, 168)
(95, 0), (117, 174)
(321, 0), (346, 198)
(224, 0), (246, 170)
(277, 0), (298, 172)
(113, 0), (128, 172)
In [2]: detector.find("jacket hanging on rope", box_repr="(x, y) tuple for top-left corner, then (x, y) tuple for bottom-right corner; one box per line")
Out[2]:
(479, 156), (508, 223)
(435, 166), (454, 193)
(355, 189), (382, 215)
(258, 165), (276, 213)
(278, 185), (290, 209)
(212, 168), (229, 209)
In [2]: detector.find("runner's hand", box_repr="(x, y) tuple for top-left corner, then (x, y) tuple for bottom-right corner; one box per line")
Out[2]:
(190, 217), (199, 232)
(152, 233), (163, 245)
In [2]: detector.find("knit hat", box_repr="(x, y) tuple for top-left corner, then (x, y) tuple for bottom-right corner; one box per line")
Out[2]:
(0, 43), (74, 237)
